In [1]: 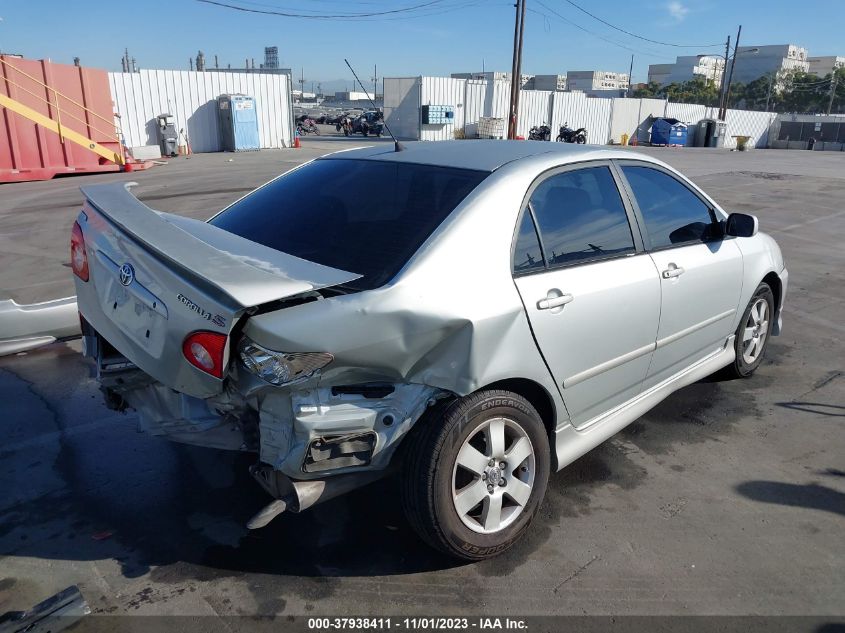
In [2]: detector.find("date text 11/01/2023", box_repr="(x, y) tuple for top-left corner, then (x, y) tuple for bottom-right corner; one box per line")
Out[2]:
(307, 618), (528, 631)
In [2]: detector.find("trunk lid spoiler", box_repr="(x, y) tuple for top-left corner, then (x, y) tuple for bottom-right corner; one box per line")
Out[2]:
(81, 182), (362, 308)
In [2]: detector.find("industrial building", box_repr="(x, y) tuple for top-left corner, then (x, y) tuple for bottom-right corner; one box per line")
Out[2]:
(566, 70), (629, 95)
(648, 55), (725, 86)
(451, 71), (534, 86)
(808, 55), (845, 77)
(524, 74), (567, 91)
(729, 44), (809, 84)
(332, 91), (373, 102)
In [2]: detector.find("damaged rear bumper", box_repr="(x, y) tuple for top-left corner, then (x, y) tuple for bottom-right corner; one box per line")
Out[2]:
(84, 322), (443, 525)
(246, 464), (388, 528)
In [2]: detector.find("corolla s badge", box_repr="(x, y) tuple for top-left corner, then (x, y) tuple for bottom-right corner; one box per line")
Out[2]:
(177, 293), (227, 328)
(119, 263), (135, 286)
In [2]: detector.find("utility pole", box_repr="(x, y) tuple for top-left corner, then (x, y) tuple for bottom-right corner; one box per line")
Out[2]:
(627, 54), (634, 98)
(508, 0), (526, 140)
(717, 35), (730, 117)
(828, 73), (838, 115)
(721, 25), (742, 120)
(371, 64), (378, 100)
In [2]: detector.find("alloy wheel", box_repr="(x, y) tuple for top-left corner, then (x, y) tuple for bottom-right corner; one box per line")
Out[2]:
(451, 417), (536, 534)
(742, 297), (770, 365)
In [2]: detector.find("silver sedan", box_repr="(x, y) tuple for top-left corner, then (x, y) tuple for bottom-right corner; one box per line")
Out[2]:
(72, 141), (787, 559)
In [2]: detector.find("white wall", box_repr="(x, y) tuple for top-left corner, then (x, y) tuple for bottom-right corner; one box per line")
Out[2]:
(109, 69), (293, 152)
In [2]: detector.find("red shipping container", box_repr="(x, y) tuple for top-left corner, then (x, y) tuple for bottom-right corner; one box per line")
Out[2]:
(0, 56), (123, 183)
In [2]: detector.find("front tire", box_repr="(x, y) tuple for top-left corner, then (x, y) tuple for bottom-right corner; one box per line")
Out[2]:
(401, 390), (550, 560)
(725, 282), (775, 378)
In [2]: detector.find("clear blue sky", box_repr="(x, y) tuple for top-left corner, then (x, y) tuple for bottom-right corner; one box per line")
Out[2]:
(1, 0), (842, 90)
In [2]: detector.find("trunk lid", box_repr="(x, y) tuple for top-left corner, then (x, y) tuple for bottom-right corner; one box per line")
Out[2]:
(74, 182), (361, 398)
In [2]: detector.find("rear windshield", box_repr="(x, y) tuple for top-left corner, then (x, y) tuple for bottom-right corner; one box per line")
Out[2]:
(210, 158), (487, 290)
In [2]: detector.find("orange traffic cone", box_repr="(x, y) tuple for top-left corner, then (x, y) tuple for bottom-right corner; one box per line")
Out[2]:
(294, 131), (301, 149)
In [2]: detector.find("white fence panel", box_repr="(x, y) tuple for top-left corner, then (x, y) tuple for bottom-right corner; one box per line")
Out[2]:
(109, 69), (293, 152)
(610, 98), (671, 144)
(386, 76), (777, 149)
(384, 77), (421, 140)
(462, 79), (487, 137)
(664, 102), (708, 145)
(609, 98), (643, 144)
(517, 90), (553, 138)
(488, 79), (511, 120)
(665, 102), (707, 125)
(550, 92), (612, 145)
(723, 108), (777, 148)
(420, 76), (465, 141)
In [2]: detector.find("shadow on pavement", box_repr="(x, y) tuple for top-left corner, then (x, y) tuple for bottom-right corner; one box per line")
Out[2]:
(776, 402), (845, 417)
(736, 480), (845, 517)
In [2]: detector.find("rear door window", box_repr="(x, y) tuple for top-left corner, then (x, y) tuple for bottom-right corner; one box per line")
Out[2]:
(210, 159), (487, 290)
(513, 209), (545, 274)
(621, 166), (720, 249)
(528, 166), (635, 267)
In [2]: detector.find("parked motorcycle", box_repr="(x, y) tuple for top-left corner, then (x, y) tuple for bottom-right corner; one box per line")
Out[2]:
(351, 111), (384, 137)
(335, 116), (353, 136)
(528, 124), (551, 141)
(556, 122), (587, 144)
(296, 117), (320, 135)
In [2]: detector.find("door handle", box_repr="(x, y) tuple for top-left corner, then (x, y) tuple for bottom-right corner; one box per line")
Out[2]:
(537, 293), (574, 310)
(662, 263), (685, 279)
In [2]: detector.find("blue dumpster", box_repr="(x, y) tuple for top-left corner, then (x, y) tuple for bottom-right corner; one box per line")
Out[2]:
(651, 118), (688, 146)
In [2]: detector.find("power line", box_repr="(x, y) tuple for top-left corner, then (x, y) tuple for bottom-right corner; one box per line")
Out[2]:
(535, 1), (673, 60)
(558, 0), (723, 48)
(196, 0), (451, 19)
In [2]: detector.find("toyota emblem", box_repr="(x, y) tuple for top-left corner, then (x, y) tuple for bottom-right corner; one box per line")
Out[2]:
(119, 263), (135, 286)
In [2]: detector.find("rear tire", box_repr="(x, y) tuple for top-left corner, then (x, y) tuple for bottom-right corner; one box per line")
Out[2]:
(725, 282), (775, 378)
(401, 390), (550, 560)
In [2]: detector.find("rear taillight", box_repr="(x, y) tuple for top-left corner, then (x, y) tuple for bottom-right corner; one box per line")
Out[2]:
(182, 331), (228, 378)
(70, 221), (89, 281)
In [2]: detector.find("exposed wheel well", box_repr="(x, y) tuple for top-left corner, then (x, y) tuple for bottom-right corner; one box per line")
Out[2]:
(762, 271), (782, 311)
(482, 378), (557, 438)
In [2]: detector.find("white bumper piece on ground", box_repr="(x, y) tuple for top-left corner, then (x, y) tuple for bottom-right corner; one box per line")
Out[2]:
(0, 297), (80, 356)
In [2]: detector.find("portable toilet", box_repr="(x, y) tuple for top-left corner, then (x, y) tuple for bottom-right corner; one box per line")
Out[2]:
(651, 118), (688, 146)
(695, 118), (727, 148)
(217, 94), (260, 151)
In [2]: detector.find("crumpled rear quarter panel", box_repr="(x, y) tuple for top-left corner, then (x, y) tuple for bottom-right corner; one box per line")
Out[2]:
(243, 162), (567, 424)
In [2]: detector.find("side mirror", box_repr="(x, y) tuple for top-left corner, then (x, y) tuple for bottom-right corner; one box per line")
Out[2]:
(725, 212), (758, 238)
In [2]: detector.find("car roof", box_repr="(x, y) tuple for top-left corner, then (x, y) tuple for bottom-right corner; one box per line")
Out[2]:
(321, 140), (654, 172)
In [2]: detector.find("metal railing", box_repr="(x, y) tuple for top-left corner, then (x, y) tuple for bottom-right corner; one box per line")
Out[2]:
(0, 56), (124, 164)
